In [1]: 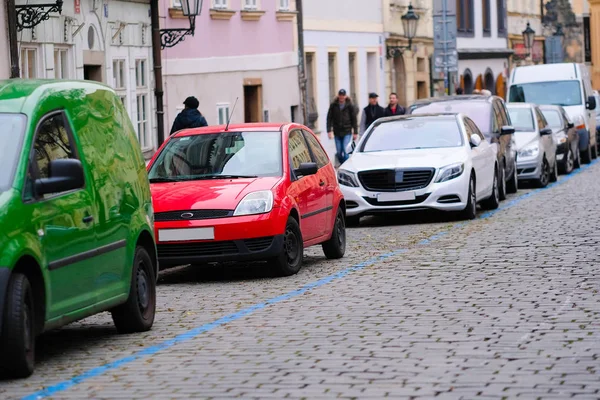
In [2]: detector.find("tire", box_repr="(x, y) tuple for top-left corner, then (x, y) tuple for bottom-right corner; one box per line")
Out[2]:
(536, 158), (550, 188)
(0, 273), (36, 378)
(498, 163), (507, 201)
(506, 159), (518, 194)
(561, 148), (575, 175)
(582, 143), (592, 164)
(269, 217), (303, 276)
(345, 215), (361, 227)
(481, 167), (500, 210)
(111, 247), (157, 334)
(593, 144), (598, 159)
(322, 207), (346, 259)
(575, 146), (582, 169)
(550, 159), (559, 183)
(460, 174), (477, 220)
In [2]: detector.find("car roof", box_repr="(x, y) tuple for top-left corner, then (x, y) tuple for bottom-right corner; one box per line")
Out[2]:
(0, 79), (113, 113)
(537, 104), (563, 111)
(412, 94), (497, 107)
(173, 123), (288, 137)
(506, 102), (536, 109)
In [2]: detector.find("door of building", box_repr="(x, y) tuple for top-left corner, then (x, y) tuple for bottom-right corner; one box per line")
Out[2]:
(244, 85), (262, 123)
(84, 65), (103, 82)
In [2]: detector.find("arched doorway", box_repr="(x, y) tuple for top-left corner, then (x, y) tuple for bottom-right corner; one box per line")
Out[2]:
(463, 69), (474, 94)
(484, 68), (495, 94)
(394, 55), (407, 107)
(496, 73), (506, 99)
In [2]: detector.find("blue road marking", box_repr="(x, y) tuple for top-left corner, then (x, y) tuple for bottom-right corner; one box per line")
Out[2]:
(22, 159), (598, 400)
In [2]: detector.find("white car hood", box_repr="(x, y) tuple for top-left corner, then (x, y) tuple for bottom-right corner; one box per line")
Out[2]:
(342, 147), (466, 172)
(514, 131), (539, 151)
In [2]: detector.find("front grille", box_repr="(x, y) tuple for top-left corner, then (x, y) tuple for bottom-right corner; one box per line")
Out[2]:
(154, 209), (233, 222)
(157, 241), (238, 258)
(437, 195), (461, 204)
(363, 193), (430, 206)
(358, 169), (435, 192)
(244, 237), (274, 252)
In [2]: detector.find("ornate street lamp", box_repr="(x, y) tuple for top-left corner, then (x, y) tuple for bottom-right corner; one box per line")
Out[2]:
(15, 0), (63, 31)
(160, 0), (203, 49)
(386, 4), (420, 58)
(522, 22), (536, 57)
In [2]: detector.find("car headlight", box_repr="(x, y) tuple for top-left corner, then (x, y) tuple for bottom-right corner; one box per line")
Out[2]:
(337, 169), (359, 187)
(435, 163), (464, 183)
(518, 144), (539, 158)
(233, 190), (274, 216)
(558, 135), (568, 144)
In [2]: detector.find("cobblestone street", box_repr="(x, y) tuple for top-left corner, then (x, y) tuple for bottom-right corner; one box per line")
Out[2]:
(2, 161), (600, 399)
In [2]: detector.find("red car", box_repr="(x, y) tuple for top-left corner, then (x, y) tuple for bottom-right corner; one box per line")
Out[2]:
(146, 123), (346, 276)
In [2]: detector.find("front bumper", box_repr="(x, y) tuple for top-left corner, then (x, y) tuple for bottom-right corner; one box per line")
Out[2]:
(341, 172), (470, 217)
(517, 158), (542, 180)
(0, 267), (10, 336)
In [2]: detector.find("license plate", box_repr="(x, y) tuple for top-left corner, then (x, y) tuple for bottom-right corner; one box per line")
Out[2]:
(158, 227), (215, 242)
(377, 191), (416, 202)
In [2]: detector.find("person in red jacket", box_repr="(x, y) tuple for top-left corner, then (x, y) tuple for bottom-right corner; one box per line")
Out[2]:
(384, 92), (406, 116)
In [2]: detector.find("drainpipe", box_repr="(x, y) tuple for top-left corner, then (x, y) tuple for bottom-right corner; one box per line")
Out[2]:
(7, 0), (20, 78)
(296, 0), (308, 125)
(150, 0), (165, 146)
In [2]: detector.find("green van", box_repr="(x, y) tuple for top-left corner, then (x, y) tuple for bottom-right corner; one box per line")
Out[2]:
(0, 80), (157, 378)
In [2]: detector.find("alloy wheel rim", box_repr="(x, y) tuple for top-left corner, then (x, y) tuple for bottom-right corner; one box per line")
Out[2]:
(136, 265), (150, 313)
(284, 228), (299, 264)
(494, 173), (499, 202)
(541, 161), (549, 185)
(500, 167), (506, 195)
(470, 179), (476, 213)
(568, 149), (574, 171)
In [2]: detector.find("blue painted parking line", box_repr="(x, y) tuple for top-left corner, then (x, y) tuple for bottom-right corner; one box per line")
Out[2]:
(22, 159), (599, 400)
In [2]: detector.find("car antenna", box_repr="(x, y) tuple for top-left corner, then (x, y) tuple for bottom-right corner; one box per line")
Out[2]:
(224, 97), (238, 131)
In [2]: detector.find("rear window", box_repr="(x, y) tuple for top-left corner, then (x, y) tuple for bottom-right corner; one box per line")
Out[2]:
(507, 108), (535, 131)
(412, 102), (491, 133)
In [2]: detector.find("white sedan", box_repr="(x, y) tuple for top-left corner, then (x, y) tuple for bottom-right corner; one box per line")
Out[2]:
(338, 113), (500, 225)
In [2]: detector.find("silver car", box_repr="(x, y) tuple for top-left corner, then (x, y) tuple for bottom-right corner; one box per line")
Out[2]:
(507, 103), (558, 188)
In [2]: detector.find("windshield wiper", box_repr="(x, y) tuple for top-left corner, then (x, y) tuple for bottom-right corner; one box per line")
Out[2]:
(199, 174), (258, 179)
(149, 177), (180, 183)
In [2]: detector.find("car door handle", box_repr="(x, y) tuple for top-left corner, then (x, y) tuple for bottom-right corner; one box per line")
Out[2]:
(83, 215), (94, 224)
(319, 180), (326, 186)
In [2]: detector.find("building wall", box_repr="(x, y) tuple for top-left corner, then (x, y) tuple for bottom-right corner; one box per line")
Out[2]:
(590, 0), (600, 88)
(161, 0), (299, 132)
(0, 2), (10, 80)
(15, 0), (156, 155)
(507, 0), (544, 68)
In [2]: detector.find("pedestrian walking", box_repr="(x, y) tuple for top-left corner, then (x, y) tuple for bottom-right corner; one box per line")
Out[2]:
(456, 87), (464, 95)
(360, 92), (385, 135)
(326, 89), (358, 165)
(384, 92), (406, 117)
(170, 96), (208, 135)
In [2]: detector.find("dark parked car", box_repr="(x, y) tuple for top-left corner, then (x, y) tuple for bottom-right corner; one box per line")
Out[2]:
(410, 95), (518, 199)
(539, 105), (580, 174)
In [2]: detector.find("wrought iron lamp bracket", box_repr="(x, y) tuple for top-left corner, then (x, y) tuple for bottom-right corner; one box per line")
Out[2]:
(16, 0), (63, 31)
(160, 17), (196, 49)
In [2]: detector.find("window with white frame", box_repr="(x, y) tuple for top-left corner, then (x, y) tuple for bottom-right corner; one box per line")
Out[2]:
(217, 103), (230, 125)
(243, 0), (257, 10)
(20, 48), (38, 79)
(54, 48), (69, 79)
(113, 59), (127, 107)
(172, 0), (182, 7)
(135, 59), (151, 149)
(279, 0), (289, 10)
(213, 0), (227, 9)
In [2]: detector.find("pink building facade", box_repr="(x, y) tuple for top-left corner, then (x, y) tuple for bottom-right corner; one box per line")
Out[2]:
(160, 0), (300, 130)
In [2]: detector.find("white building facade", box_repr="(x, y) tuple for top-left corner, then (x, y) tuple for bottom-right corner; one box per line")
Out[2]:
(302, 0), (386, 159)
(456, 0), (512, 98)
(15, 0), (156, 157)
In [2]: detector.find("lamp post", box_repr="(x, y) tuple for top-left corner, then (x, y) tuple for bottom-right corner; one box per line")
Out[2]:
(160, 0), (203, 49)
(15, 0), (63, 31)
(522, 22), (536, 63)
(386, 4), (420, 59)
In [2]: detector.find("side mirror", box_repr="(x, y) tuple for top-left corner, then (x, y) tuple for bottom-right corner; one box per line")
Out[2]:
(540, 127), (553, 136)
(35, 158), (85, 197)
(586, 95), (597, 110)
(567, 121), (575, 129)
(294, 162), (318, 177)
(500, 125), (515, 135)
(470, 135), (482, 147)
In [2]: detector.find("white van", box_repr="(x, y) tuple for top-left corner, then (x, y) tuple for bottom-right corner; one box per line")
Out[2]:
(507, 63), (598, 163)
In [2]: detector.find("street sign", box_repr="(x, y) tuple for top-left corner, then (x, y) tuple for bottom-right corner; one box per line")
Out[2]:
(432, 0), (458, 74)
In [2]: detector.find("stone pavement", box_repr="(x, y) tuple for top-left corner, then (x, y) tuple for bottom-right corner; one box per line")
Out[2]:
(2, 163), (600, 399)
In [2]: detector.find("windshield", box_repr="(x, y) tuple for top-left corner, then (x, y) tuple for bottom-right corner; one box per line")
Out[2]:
(412, 102), (491, 133)
(148, 131), (282, 181)
(507, 108), (535, 131)
(508, 80), (582, 107)
(0, 114), (27, 191)
(540, 109), (562, 129)
(361, 118), (463, 152)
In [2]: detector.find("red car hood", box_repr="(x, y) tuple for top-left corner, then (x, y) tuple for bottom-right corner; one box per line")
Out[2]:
(151, 177), (282, 212)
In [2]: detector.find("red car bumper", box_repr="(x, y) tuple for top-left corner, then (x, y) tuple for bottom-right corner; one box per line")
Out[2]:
(154, 207), (288, 268)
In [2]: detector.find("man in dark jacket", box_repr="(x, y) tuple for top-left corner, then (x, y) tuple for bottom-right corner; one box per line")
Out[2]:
(326, 89), (358, 165)
(170, 96), (208, 135)
(384, 92), (406, 116)
(360, 92), (385, 135)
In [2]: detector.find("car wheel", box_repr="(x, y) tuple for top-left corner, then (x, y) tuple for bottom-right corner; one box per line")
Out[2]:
(0, 273), (36, 379)
(270, 217), (303, 276)
(111, 247), (157, 334)
(498, 163), (507, 201)
(345, 215), (361, 227)
(593, 143), (598, 159)
(460, 174), (477, 220)
(550, 159), (559, 183)
(322, 207), (346, 260)
(536, 158), (550, 188)
(582, 143), (592, 164)
(481, 167), (500, 210)
(562, 148), (574, 174)
(574, 146), (582, 169)
(506, 159), (518, 194)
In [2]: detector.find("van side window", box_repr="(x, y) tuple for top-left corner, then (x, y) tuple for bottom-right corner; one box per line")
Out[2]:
(302, 130), (329, 169)
(33, 113), (76, 179)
